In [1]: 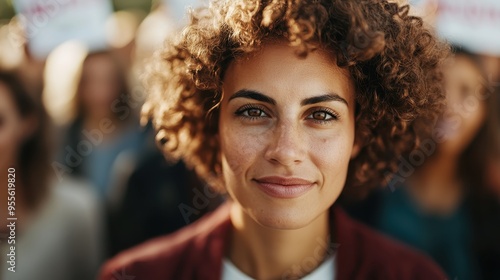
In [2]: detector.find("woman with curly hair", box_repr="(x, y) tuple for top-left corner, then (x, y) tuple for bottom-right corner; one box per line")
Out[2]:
(100, 0), (449, 279)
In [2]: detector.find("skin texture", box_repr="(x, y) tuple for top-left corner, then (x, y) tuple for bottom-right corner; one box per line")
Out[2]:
(218, 42), (358, 279)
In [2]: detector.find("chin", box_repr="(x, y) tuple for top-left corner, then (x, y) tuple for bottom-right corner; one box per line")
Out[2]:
(246, 203), (323, 230)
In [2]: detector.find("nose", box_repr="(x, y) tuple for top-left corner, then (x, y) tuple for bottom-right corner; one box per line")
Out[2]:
(264, 121), (306, 166)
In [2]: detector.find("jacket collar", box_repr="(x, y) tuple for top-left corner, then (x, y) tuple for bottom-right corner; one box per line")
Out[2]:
(197, 202), (354, 280)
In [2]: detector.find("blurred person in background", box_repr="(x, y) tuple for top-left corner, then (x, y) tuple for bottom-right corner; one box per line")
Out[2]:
(481, 55), (500, 199)
(104, 3), (223, 257)
(346, 46), (500, 280)
(59, 50), (145, 200)
(106, 150), (219, 256)
(58, 50), (216, 257)
(1, 0), (217, 273)
(0, 70), (102, 280)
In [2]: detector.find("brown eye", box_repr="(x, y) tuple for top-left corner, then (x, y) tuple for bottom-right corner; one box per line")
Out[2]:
(247, 108), (264, 117)
(313, 111), (328, 120)
(307, 109), (336, 122)
(235, 105), (269, 119)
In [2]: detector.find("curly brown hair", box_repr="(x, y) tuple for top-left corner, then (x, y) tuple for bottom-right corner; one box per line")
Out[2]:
(142, 0), (448, 197)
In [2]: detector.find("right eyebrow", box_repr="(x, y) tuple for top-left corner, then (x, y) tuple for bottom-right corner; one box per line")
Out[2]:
(228, 89), (277, 105)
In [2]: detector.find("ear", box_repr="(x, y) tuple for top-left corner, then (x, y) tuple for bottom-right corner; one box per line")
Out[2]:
(350, 136), (362, 159)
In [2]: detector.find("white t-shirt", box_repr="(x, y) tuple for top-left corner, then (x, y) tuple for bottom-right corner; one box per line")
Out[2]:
(221, 255), (336, 280)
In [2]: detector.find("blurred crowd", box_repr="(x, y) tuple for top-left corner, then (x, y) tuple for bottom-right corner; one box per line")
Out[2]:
(0, 0), (499, 279)
(0, 1), (221, 279)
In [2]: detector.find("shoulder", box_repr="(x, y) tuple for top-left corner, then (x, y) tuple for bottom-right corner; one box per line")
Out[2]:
(334, 207), (446, 280)
(99, 203), (232, 280)
(98, 231), (188, 280)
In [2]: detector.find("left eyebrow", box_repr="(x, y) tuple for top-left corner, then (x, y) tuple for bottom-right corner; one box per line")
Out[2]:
(301, 93), (349, 107)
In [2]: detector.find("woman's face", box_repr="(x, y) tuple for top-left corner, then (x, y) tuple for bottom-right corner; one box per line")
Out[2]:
(218, 42), (358, 229)
(79, 54), (121, 118)
(439, 54), (487, 155)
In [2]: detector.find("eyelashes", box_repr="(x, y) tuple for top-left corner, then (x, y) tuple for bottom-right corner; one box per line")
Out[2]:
(306, 107), (339, 124)
(234, 104), (269, 119)
(234, 104), (340, 124)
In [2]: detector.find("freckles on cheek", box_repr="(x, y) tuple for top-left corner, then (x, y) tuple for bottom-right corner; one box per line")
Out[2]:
(223, 145), (246, 176)
(221, 130), (265, 177)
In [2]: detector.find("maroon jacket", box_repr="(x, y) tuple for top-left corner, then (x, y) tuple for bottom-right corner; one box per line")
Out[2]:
(99, 203), (446, 280)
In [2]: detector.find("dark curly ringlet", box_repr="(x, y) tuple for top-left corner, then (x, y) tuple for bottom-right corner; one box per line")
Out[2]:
(142, 0), (448, 198)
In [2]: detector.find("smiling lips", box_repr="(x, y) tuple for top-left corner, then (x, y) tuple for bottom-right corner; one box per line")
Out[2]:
(253, 176), (316, 199)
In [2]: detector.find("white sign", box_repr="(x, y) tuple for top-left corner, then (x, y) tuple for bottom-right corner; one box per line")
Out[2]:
(436, 0), (500, 56)
(13, 0), (113, 60)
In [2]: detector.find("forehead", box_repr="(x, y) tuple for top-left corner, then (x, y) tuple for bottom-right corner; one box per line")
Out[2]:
(222, 42), (355, 105)
(444, 55), (484, 90)
(448, 54), (485, 77)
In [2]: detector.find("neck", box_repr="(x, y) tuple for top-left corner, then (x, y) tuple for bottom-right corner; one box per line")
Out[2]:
(83, 114), (118, 130)
(414, 153), (459, 187)
(227, 203), (332, 279)
(408, 153), (463, 214)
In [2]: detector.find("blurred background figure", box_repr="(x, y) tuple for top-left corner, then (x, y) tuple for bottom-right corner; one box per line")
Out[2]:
(344, 2), (500, 279)
(346, 47), (500, 280)
(1, 0), (218, 269)
(42, 5), (218, 259)
(54, 47), (214, 254)
(56, 50), (144, 200)
(0, 71), (103, 280)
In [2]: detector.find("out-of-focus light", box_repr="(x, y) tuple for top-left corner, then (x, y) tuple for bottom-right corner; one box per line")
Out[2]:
(43, 41), (88, 126)
(0, 21), (24, 70)
(105, 10), (143, 49)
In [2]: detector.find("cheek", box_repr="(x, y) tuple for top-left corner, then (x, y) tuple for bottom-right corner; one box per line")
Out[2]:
(310, 131), (354, 183)
(219, 123), (268, 178)
(457, 102), (486, 140)
(467, 102), (487, 129)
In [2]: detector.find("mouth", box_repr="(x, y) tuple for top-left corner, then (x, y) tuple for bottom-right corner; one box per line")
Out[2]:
(252, 176), (316, 199)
